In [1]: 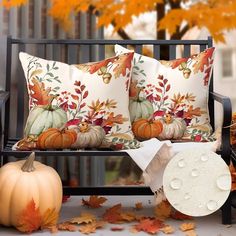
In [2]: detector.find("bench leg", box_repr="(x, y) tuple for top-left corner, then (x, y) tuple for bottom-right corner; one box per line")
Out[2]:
(221, 193), (232, 225)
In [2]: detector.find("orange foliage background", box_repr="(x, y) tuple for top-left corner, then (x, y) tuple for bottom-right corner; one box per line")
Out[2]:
(3, 0), (236, 42)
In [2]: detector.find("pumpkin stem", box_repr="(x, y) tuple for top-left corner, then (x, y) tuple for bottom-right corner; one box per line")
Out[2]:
(165, 114), (173, 124)
(21, 152), (36, 172)
(45, 95), (58, 111)
(79, 122), (89, 133)
(134, 87), (145, 102)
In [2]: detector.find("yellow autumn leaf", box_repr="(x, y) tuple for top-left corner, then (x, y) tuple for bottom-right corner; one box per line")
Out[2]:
(41, 208), (59, 229)
(179, 222), (196, 232)
(69, 212), (96, 224)
(154, 200), (172, 220)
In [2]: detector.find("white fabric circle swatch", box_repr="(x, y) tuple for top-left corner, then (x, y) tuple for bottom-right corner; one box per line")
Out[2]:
(163, 149), (231, 216)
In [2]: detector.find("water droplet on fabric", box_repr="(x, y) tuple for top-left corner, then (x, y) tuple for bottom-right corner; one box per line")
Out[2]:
(170, 178), (182, 190)
(207, 200), (218, 211)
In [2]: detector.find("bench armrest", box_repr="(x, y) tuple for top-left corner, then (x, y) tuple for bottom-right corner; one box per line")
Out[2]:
(0, 91), (9, 146)
(0, 91), (9, 107)
(209, 91), (232, 164)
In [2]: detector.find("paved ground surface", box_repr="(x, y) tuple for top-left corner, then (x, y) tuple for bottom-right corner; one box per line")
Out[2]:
(0, 196), (235, 235)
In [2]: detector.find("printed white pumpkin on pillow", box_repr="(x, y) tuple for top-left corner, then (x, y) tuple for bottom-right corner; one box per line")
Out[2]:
(17, 52), (139, 150)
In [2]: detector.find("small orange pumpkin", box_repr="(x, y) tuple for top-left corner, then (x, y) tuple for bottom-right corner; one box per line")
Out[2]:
(132, 118), (163, 140)
(37, 127), (77, 149)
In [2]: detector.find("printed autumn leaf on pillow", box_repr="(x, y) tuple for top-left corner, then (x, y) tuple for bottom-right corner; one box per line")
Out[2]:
(29, 78), (53, 106)
(75, 52), (134, 79)
(112, 52), (134, 78)
(192, 47), (215, 73)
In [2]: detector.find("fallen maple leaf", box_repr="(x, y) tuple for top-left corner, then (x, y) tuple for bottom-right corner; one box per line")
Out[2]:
(179, 222), (196, 232)
(185, 229), (197, 236)
(16, 199), (42, 233)
(58, 222), (78, 231)
(170, 210), (193, 220)
(79, 221), (106, 234)
(161, 225), (175, 234)
(120, 211), (136, 222)
(135, 202), (143, 210)
(134, 218), (165, 234)
(69, 212), (96, 224)
(111, 226), (124, 231)
(154, 200), (172, 220)
(103, 204), (123, 223)
(41, 208), (59, 229)
(82, 195), (107, 208)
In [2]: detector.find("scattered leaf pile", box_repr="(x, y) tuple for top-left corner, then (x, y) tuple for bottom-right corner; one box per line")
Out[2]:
(14, 196), (198, 235)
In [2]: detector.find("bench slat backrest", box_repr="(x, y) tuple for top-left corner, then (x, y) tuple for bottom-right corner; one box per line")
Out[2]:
(4, 36), (213, 145)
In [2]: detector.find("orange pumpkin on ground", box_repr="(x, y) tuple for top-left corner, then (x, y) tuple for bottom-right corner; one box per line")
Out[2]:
(37, 127), (77, 149)
(132, 118), (163, 140)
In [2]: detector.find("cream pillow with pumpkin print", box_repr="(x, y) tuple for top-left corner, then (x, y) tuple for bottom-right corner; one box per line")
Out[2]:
(17, 52), (139, 150)
(115, 45), (215, 142)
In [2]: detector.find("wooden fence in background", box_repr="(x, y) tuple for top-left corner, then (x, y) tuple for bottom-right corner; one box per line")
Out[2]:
(0, 0), (105, 187)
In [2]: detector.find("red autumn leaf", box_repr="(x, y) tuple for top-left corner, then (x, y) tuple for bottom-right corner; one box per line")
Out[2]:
(66, 118), (81, 127)
(169, 57), (188, 69)
(166, 84), (171, 92)
(103, 204), (123, 223)
(158, 82), (164, 87)
(69, 102), (77, 109)
(89, 57), (117, 74)
(156, 87), (163, 93)
(153, 110), (165, 117)
(29, 78), (53, 105)
(62, 195), (71, 203)
(16, 199), (42, 233)
(80, 102), (86, 109)
(163, 78), (168, 84)
(134, 218), (164, 234)
(71, 94), (79, 100)
(60, 101), (68, 112)
(75, 88), (81, 94)
(164, 95), (169, 101)
(158, 75), (164, 80)
(81, 85), (86, 91)
(74, 81), (81, 86)
(83, 91), (89, 99)
(82, 195), (107, 208)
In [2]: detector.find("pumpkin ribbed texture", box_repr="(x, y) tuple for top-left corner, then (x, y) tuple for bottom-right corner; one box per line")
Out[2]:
(37, 128), (77, 149)
(0, 159), (62, 227)
(132, 118), (163, 140)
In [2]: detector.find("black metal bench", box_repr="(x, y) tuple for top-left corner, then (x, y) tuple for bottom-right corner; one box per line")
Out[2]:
(0, 36), (233, 224)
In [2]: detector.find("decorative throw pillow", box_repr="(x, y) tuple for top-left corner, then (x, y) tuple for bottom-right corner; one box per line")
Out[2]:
(115, 45), (215, 142)
(16, 52), (140, 150)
